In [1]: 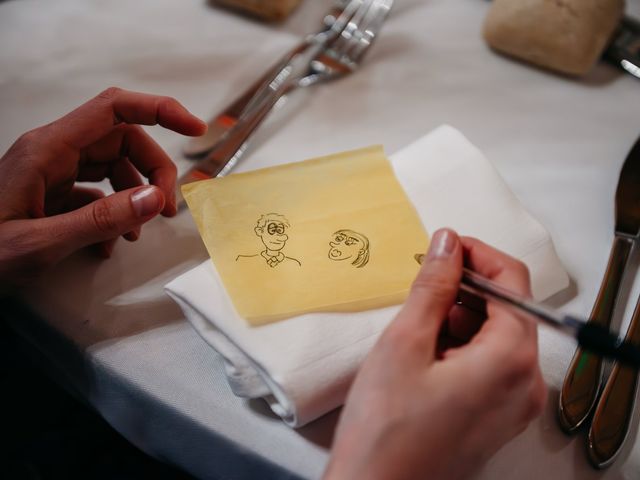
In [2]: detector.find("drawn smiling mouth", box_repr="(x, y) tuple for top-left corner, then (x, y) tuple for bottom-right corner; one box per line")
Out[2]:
(330, 249), (342, 257)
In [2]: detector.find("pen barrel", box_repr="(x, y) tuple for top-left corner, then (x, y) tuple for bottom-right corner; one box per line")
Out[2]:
(576, 323), (640, 368)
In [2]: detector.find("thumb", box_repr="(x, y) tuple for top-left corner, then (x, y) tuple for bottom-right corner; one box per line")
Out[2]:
(43, 185), (165, 254)
(395, 228), (463, 349)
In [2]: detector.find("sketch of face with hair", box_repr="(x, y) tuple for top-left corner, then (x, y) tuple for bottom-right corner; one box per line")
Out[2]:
(255, 214), (289, 252)
(236, 213), (301, 268)
(328, 229), (370, 268)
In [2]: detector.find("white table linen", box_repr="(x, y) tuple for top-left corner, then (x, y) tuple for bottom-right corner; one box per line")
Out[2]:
(2, 0), (640, 478)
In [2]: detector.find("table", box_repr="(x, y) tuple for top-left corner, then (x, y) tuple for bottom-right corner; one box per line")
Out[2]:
(1, 0), (640, 478)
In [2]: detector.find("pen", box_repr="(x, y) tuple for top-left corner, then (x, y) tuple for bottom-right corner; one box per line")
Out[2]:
(414, 254), (640, 368)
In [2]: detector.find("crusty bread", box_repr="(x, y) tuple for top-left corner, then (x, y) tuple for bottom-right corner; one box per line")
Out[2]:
(483, 0), (624, 76)
(214, 0), (302, 21)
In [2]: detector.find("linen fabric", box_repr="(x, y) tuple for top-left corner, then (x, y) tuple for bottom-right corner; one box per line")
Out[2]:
(166, 125), (570, 426)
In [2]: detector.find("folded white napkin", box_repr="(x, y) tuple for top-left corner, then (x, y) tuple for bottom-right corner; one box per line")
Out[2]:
(165, 125), (570, 427)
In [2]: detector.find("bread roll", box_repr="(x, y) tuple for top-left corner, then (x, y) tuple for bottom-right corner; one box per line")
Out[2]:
(214, 0), (302, 21)
(483, 0), (625, 76)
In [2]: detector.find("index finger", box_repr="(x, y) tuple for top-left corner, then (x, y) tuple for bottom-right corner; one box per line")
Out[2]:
(461, 236), (531, 297)
(459, 236), (536, 351)
(48, 87), (207, 150)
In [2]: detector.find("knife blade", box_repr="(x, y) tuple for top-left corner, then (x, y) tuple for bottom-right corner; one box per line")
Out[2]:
(559, 135), (640, 433)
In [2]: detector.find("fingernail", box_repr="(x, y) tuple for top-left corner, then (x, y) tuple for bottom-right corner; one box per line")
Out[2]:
(427, 229), (456, 259)
(131, 186), (162, 217)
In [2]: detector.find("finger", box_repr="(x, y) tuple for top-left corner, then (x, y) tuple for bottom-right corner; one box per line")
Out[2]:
(108, 159), (146, 236)
(54, 186), (126, 251)
(46, 87), (207, 151)
(81, 140), (145, 192)
(436, 303), (485, 358)
(461, 236), (531, 296)
(459, 237), (537, 359)
(62, 187), (130, 249)
(446, 304), (486, 342)
(79, 124), (177, 216)
(45, 185), (104, 216)
(94, 237), (118, 258)
(34, 185), (164, 256)
(60, 186), (105, 212)
(61, 183), (141, 242)
(457, 289), (486, 316)
(391, 228), (463, 358)
(117, 125), (176, 216)
(461, 235), (532, 333)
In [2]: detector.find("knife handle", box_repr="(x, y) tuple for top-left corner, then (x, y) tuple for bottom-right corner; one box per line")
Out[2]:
(182, 40), (308, 159)
(587, 297), (640, 468)
(558, 235), (634, 433)
(604, 15), (640, 80)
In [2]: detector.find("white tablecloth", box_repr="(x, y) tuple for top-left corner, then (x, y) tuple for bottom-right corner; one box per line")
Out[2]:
(1, 0), (640, 479)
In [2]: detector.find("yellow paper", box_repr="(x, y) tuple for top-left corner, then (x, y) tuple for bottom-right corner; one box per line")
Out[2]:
(182, 146), (429, 326)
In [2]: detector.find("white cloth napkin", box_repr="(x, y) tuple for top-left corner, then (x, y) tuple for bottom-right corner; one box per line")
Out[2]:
(165, 125), (570, 427)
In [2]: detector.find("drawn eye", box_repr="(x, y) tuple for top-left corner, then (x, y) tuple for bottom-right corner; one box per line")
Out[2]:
(335, 235), (344, 242)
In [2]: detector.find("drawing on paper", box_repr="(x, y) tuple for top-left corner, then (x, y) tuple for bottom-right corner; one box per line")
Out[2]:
(328, 229), (370, 268)
(236, 213), (301, 268)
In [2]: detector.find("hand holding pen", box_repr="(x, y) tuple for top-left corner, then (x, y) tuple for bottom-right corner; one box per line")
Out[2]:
(326, 228), (547, 480)
(415, 250), (640, 368)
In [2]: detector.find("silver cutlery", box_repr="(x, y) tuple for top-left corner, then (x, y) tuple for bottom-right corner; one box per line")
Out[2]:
(177, 0), (393, 205)
(588, 294), (640, 468)
(558, 135), (640, 436)
(182, 0), (352, 160)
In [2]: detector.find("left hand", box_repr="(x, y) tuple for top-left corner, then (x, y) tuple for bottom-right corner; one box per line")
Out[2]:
(0, 87), (206, 290)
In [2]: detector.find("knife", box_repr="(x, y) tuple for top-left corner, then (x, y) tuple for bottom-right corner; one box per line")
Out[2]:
(588, 294), (640, 468)
(604, 15), (640, 81)
(558, 135), (640, 433)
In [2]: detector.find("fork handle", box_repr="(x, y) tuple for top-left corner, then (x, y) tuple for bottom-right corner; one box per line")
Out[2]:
(177, 36), (332, 195)
(588, 297), (640, 468)
(558, 234), (634, 432)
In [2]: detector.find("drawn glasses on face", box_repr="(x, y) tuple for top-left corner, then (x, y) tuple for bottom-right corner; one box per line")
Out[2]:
(328, 229), (370, 268)
(267, 222), (286, 235)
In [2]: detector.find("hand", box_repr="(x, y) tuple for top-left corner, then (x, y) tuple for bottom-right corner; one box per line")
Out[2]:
(324, 229), (547, 480)
(0, 87), (206, 291)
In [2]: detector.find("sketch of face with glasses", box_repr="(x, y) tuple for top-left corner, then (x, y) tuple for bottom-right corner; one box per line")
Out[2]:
(258, 219), (288, 251)
(328, 229), (370, 268)
(236, 213), (301, 268)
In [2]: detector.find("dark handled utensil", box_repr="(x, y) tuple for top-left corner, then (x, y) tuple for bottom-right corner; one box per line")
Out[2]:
(558, 136), (640, 435)
(604, 15), (640, 80)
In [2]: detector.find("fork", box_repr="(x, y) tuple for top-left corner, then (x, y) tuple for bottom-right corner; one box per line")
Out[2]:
(182, 0), (354, 160)
(183, 0), (392, 161)
(178, 0), (393, 190)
